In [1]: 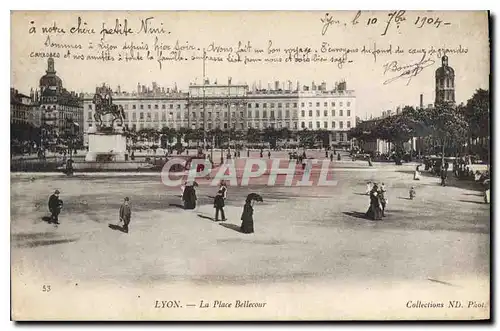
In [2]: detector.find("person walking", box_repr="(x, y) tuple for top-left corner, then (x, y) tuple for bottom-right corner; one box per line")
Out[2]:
(240, 198), (254, 234)
(365, 184), (383, 221)
(330, 153), (334, 162)
(440, 166), (447, 186)
(48, 189), (63, 224)
(268, 150), (271, 159)
(119, 197), (132, 233)
(213, 190), (226, 222)
(379, 183), (387, 217)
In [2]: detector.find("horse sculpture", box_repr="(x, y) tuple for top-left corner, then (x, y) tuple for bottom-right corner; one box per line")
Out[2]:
(93, 86), (125, 128)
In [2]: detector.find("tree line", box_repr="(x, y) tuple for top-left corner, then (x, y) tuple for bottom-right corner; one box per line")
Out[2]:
(347, 89), (489, 162)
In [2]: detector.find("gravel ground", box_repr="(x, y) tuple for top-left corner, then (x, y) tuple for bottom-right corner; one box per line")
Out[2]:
(10, 159), (490, 320)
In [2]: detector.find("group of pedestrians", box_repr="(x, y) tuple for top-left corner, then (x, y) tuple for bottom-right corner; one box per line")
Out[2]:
(365, 182), (387, 221)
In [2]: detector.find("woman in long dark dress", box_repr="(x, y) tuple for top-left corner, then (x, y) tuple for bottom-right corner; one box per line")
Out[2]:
(240, 199), (254, 233)
(365, 184), (383, 220)
(182, 184), (197, 209)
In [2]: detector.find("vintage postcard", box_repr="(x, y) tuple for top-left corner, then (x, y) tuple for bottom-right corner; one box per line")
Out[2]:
(10, 11), (490, 320)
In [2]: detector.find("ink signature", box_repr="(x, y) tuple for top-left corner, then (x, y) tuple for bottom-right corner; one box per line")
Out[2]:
(320, 13), (340, 36)
(382, 53), (435, 85)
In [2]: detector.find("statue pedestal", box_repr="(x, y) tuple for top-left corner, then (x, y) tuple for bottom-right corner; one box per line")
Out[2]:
(85, 127), (127, 162)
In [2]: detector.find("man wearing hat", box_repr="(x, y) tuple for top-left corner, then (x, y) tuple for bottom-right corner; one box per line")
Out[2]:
(48, 190), (63, 224)
(119, 197), (132, 233)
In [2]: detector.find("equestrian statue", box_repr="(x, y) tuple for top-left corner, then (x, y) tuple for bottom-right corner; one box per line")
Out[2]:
(92, 84), (125, 129)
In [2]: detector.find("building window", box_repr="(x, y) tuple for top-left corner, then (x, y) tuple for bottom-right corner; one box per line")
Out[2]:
(316, 110), (320, 117)
(147, 113), (152, 120)
(124, 104), (128, 110)
(316, 121), (320, 129)
(340, 102), (343, 107)
(148, 104), (151, 109)
(301, 122), (305, 129)
(308, 110), (312, 117)
(88, 105), (93, 110)
(255, 110), (259, 117)
(294, 103), (298, 108)
(294, 122), (298, 129)
(340, 109), (343, 116)
(254, 103), (259, 108)
(285, 110), (290, 118)
(308, 122), (312, 129)
(301, 110), (305, 117)
(170, 104), (173, 109)
(177, 104), (181, 109)
(88, 123), (92, 127)
(308, 102), (312, 107)
(332, 121), (336, 128)
(340, 133), (345, 142)
(347, 110), (351, 117)
(140, 112), (144, 120)
(132, 113), (137, 121)
(347, 102), (351, 107)
(347, 121), (351, 128)
(286, 103), (289, 108)
(162, 104), (166, 109)
(240, 111), (243, 117)
(301, 102), (305, 107)
(324, 121), (328, 129)
(278, 103), (282, 108)
(248, 111), (252, 118)
(87, 111), (92, 120)
(224, 112), (228, 118)
(331, 102), (335, 107)
(324, 110), (328, 117)
(263, 110), (267, 118)
(263, 103), (267, 108)
(316, 102), (320, 107)
(248, 104), (252, 108)
(155, 104), (159, 109)
(162, 112), (166, 121)
(140, 105), (144, 110)
(132, 105), (136, 110)
(192, 112), (196, 118)
(331, 110), (335, 116)
(339, 121), (343, 129)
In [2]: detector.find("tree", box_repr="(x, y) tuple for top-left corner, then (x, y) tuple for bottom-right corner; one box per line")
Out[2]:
(263, 127), (279, 148)
(422, 103), (469, 164)
(160, 126), (176, 148)
(246, 127), (261, 144)
(464, 89), (489, 138)
(314, 129), (330, 148)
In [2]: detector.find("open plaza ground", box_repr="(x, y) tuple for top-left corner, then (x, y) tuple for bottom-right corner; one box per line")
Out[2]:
(10, 151), (490, 320)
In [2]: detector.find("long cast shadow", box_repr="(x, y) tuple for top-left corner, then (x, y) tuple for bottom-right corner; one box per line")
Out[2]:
(343, 211), (369, 220)
(458, 199), (487, 205)
(220, 223), (242, 233)
(197, 214), (215, 222)
(169, 203), (185, 209)
(108, 224), (128, 233)
(15, 238), (78, 248)
(398, 197), (412, 200)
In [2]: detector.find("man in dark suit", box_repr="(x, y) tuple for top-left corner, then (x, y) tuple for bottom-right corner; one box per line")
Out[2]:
(48, 190), (63, 224)
(119, 197), (132, 233)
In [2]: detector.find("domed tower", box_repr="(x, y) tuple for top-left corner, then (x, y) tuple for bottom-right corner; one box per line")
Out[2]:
(434, 55), (455, 106)
(39, 57), (63, 92)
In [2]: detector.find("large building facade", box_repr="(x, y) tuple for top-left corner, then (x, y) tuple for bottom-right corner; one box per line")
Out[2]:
(36, 58), (84, 141)
(82, 79), (357, 146)
(10, 88), (34, 126)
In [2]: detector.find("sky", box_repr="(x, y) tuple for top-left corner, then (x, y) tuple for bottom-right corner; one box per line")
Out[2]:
(11, 11), (490, 119)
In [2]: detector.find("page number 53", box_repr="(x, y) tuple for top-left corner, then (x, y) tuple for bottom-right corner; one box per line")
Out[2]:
(42, 285), (51, 292)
